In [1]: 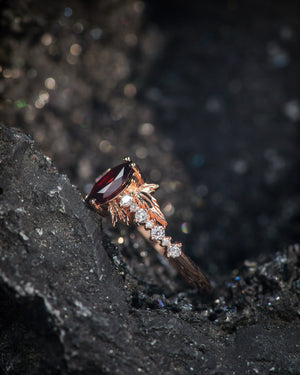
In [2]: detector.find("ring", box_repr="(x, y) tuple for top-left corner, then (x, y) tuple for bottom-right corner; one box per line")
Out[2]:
(86, 157), (212, 293)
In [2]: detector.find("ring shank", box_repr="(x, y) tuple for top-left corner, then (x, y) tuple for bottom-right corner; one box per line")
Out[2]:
(137, 226), (212, 293)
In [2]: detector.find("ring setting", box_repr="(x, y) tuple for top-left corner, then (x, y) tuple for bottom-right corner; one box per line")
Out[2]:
(86, 157), (211, 293)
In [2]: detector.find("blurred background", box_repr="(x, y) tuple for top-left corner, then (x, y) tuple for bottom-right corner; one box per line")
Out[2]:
(1, 0), (299, 280)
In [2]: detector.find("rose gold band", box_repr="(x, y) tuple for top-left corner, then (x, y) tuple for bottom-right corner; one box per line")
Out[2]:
(86, 158), (212, 293)
(137, 226), (211, 292)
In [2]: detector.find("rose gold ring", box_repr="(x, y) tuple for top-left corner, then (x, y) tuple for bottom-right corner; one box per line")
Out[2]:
(86, 157), (212, 293)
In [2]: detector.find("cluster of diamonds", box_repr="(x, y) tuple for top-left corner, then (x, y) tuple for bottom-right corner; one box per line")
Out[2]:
(119, 194), (182, 258)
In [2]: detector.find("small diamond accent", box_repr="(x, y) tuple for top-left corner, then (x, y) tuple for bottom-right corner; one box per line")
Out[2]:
(130, 203), (139, 212)
(161, 237), (171, 247)
(167, 244), (182, 258)
(120, 195), (133, 207)
(145, 220), (155, 229)
(135, 209), (149, 223)
(150, 226), (165, 241)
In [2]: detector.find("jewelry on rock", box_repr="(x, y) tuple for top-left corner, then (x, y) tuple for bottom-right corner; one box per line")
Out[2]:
(86, 157), (212, 293)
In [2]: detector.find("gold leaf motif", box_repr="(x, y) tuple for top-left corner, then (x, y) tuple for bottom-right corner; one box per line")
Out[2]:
(109, 202), (129, 227)
(135, 184), (167, 227)
(140, 183), (159, 194)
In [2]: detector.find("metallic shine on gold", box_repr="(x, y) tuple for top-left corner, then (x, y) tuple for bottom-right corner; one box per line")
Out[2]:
(86, 157), (212, 293)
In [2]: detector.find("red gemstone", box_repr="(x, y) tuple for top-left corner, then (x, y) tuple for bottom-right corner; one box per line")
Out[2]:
(87, 161), (133, 205)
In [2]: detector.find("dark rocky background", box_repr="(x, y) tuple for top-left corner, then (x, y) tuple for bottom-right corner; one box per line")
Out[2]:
(0, 0), (299, 374)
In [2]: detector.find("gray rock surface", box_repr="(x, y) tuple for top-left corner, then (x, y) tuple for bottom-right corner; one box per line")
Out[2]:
(0, 123), (299, 374)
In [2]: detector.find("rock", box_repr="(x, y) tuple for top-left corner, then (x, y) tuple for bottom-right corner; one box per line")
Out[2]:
(0, 123), (148, 374)
(0, 123), (299, 374)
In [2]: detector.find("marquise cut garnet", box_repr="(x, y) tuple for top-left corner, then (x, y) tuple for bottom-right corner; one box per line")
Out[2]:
(87, 161), (133, 205)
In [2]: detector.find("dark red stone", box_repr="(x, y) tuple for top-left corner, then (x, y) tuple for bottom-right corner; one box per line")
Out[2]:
(87, 161), (133, 205)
